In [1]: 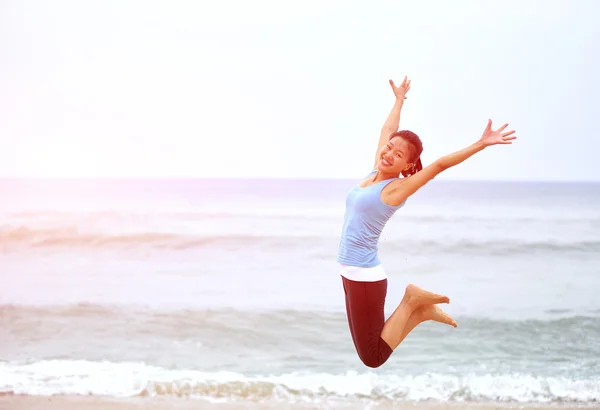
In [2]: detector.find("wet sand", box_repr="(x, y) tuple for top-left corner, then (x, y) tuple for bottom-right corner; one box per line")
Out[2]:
(1, 396), (596, 410)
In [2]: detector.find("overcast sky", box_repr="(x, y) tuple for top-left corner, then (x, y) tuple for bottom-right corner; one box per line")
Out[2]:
(1, 0), (598, 181)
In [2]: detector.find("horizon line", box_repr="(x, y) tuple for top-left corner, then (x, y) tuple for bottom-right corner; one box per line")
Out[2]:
(0, 176), (599, 184)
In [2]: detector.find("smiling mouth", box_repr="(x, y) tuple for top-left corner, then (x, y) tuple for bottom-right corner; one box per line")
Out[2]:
(381, 158), (392, 166)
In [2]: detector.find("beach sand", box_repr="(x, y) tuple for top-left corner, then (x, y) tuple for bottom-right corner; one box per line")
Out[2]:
(1, 396), (596, 410)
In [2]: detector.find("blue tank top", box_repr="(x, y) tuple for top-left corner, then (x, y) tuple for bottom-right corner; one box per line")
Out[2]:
(337, 170), (406, 268)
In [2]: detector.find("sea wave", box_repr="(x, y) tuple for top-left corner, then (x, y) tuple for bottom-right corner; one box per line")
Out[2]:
(3, 304), (599, 339)
(3, 302), (599, 320)
(5, 209), (600, 223)
(1, 360), (598, 404)
(0, 226), (232, 249)
(1, 225), (599, 255)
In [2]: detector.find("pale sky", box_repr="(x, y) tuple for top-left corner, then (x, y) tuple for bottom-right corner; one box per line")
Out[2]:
(1, 0), (598, 181)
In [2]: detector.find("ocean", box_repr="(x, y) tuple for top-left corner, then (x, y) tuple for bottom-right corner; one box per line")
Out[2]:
(1, 177), (599, 409)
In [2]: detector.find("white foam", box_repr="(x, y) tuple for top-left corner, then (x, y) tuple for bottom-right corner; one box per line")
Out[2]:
(1, 360), (599, 404)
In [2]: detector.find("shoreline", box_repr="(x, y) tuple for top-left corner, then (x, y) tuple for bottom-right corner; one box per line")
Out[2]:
(1, 396), (597, 410)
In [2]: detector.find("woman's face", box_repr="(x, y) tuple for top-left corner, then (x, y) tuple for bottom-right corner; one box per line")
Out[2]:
(376, 136), (414, 175)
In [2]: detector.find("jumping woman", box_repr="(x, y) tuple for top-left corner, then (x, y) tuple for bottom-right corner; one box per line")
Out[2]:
(338, 76), (517, 368)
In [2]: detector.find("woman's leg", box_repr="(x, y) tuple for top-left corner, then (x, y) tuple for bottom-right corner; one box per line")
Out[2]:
(380, 284), (452, 350)
(342, 276), (357, 347)
(392, 304), (457, 347)
(343, 278), (455, 368)
(342, 276), (392, 368)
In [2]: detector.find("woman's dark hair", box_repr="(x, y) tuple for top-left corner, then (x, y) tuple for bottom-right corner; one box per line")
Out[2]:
(389, 130), (423, 177)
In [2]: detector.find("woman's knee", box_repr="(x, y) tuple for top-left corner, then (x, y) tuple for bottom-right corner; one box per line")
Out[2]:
(358, 347), (391, 368)
(360, 354), (386, 369)
(357, 337), (393, 368)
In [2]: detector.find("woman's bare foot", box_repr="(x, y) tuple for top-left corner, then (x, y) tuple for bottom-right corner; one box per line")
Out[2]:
(420, 304), (457, 327)
(405, 284), (450, 306)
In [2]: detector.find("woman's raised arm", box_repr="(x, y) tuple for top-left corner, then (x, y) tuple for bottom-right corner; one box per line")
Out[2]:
(374, 77), (411, 167)
(384, 119), (517, 206)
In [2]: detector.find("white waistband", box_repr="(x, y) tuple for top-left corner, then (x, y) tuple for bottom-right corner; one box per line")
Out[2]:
(339, 264), (387, 282)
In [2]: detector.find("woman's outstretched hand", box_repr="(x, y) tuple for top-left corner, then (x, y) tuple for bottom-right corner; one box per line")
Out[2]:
(389, 76), (411, 100)
(479, 119), (517, 147)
